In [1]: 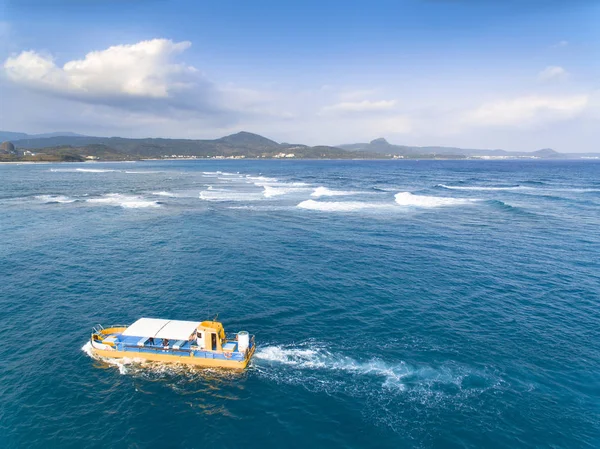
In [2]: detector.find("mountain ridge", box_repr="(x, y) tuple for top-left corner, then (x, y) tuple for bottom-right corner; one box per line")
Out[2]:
(339, 138), (566, 158)
(1, 131), (597, 160)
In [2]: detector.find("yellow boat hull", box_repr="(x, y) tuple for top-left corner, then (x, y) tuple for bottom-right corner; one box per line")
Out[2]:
(91, 344), (255, 369)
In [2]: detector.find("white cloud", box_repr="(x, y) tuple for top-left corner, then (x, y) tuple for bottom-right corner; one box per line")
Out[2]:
(538, 66), (568, 82)
(2, 38), (598, 152)
(553, 40), (569, 48)
(320, 99), (397, 115)
(3, 39), (213, 110)
(462, 95), (588, 128)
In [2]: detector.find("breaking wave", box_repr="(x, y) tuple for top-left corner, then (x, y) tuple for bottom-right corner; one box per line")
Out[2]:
(75, 168), (118, 173)
(86, 193), (161, 208)
(202, 171), (239, 176)
(298, 193), (476, 212)
(297, 200), (394, 212)
(246, 175), (279, 183)
(394, 192), (477, 207)
(311, 186), (362, 197)
(49, 168), (118, 173)
(35, 195), (76, 204)
(262, 185), (311, 198)
(199, 189), (264, 202)
(438, 184), (523, 191)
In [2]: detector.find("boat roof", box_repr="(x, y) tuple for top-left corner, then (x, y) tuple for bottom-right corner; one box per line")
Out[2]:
(122, 318), (201, 341)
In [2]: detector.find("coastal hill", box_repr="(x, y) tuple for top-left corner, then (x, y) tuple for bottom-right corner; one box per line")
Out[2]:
(0, 130), (596, 161)
(339, 138), (564, 158)
(1, 131), (372, 161)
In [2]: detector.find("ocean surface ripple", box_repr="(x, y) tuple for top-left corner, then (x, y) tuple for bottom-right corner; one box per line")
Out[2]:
(1, 160), (599, 449)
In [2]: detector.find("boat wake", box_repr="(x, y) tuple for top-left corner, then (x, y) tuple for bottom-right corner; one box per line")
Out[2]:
(253, 342), (501, 394)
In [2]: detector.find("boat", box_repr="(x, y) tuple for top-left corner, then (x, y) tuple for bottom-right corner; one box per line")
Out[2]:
(89, 317), (255, 369)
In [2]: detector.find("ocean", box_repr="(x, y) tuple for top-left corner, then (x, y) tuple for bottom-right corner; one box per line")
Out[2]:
(0, 159), (598, 448)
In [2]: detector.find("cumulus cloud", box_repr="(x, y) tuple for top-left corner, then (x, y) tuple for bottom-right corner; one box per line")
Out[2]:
(462, 95), (588, 128)
(2, 39), (222, 112)
(320, 99), (397, 115)
(538, 65), (568, 82)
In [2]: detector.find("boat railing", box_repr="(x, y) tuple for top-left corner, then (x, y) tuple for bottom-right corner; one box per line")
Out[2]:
(119, 343), (245, 360)
(91, 324), (130, 337)
(225, 333), (256, 342)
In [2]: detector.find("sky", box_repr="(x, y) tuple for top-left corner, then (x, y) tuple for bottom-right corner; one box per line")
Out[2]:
(0, 0), (599, 151)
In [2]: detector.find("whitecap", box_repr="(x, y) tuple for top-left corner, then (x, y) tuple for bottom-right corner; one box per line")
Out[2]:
(75, 168), (118, 173)
(50, 168), (117, 173)
(87, 193), (161, 208)
(262, 185), (312, 198)
(394, 192), (477, 207)
(35, 194), (76, 204)
(199, 190), (264, 202)
(203, 171), (239, 176)
(311, 186), (362, 197)
(438, 184), (522, 191)
(246, 175), (279, 183)
(151, 191), (177, 197)
(297, 199), (393, 212)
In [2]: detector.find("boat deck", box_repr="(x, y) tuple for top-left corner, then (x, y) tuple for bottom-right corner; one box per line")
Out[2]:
(104, 333), (251, 361)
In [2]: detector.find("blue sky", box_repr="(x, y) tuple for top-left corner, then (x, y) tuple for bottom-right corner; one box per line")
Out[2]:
(1, 0), (599, 151)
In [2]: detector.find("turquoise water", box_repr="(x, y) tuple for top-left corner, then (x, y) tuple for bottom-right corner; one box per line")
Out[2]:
(1, 160), (598, 448)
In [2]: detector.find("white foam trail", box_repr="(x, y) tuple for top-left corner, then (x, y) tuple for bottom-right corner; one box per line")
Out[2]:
(87, 193), (161, 208)
(438, 184), (522, 191)
(394, 192), (476, 207)
(75, 168), (117, 173)
(255, 344), (500, 394)
(311, 186), (362, 197)
(151, 191), (177, 197)
(35, 195), (75, 203)
(203, 171), (239, 176)
(125, 171), (161, 174)
(262, 185), (312, 198)
(199, 190), (264, 201)
(255, 345), (478, 392)
(256, 346), (410, 388)
(246, 175), (279, 183)
(81, 342), (145, 375)
(297, 199), (393, 212)
(50, 168), (117, 173)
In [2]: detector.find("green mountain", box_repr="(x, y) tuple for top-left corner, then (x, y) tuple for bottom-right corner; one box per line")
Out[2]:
(7, 132), (383, 160)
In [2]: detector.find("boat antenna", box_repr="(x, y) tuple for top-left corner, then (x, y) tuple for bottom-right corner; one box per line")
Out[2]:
(212, 313), (219, 322)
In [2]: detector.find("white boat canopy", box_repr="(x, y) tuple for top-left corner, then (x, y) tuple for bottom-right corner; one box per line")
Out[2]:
(122, 318), (201, 341)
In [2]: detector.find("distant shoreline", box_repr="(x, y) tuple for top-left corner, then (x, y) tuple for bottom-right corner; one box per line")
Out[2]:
(1, 157), (598, 165)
